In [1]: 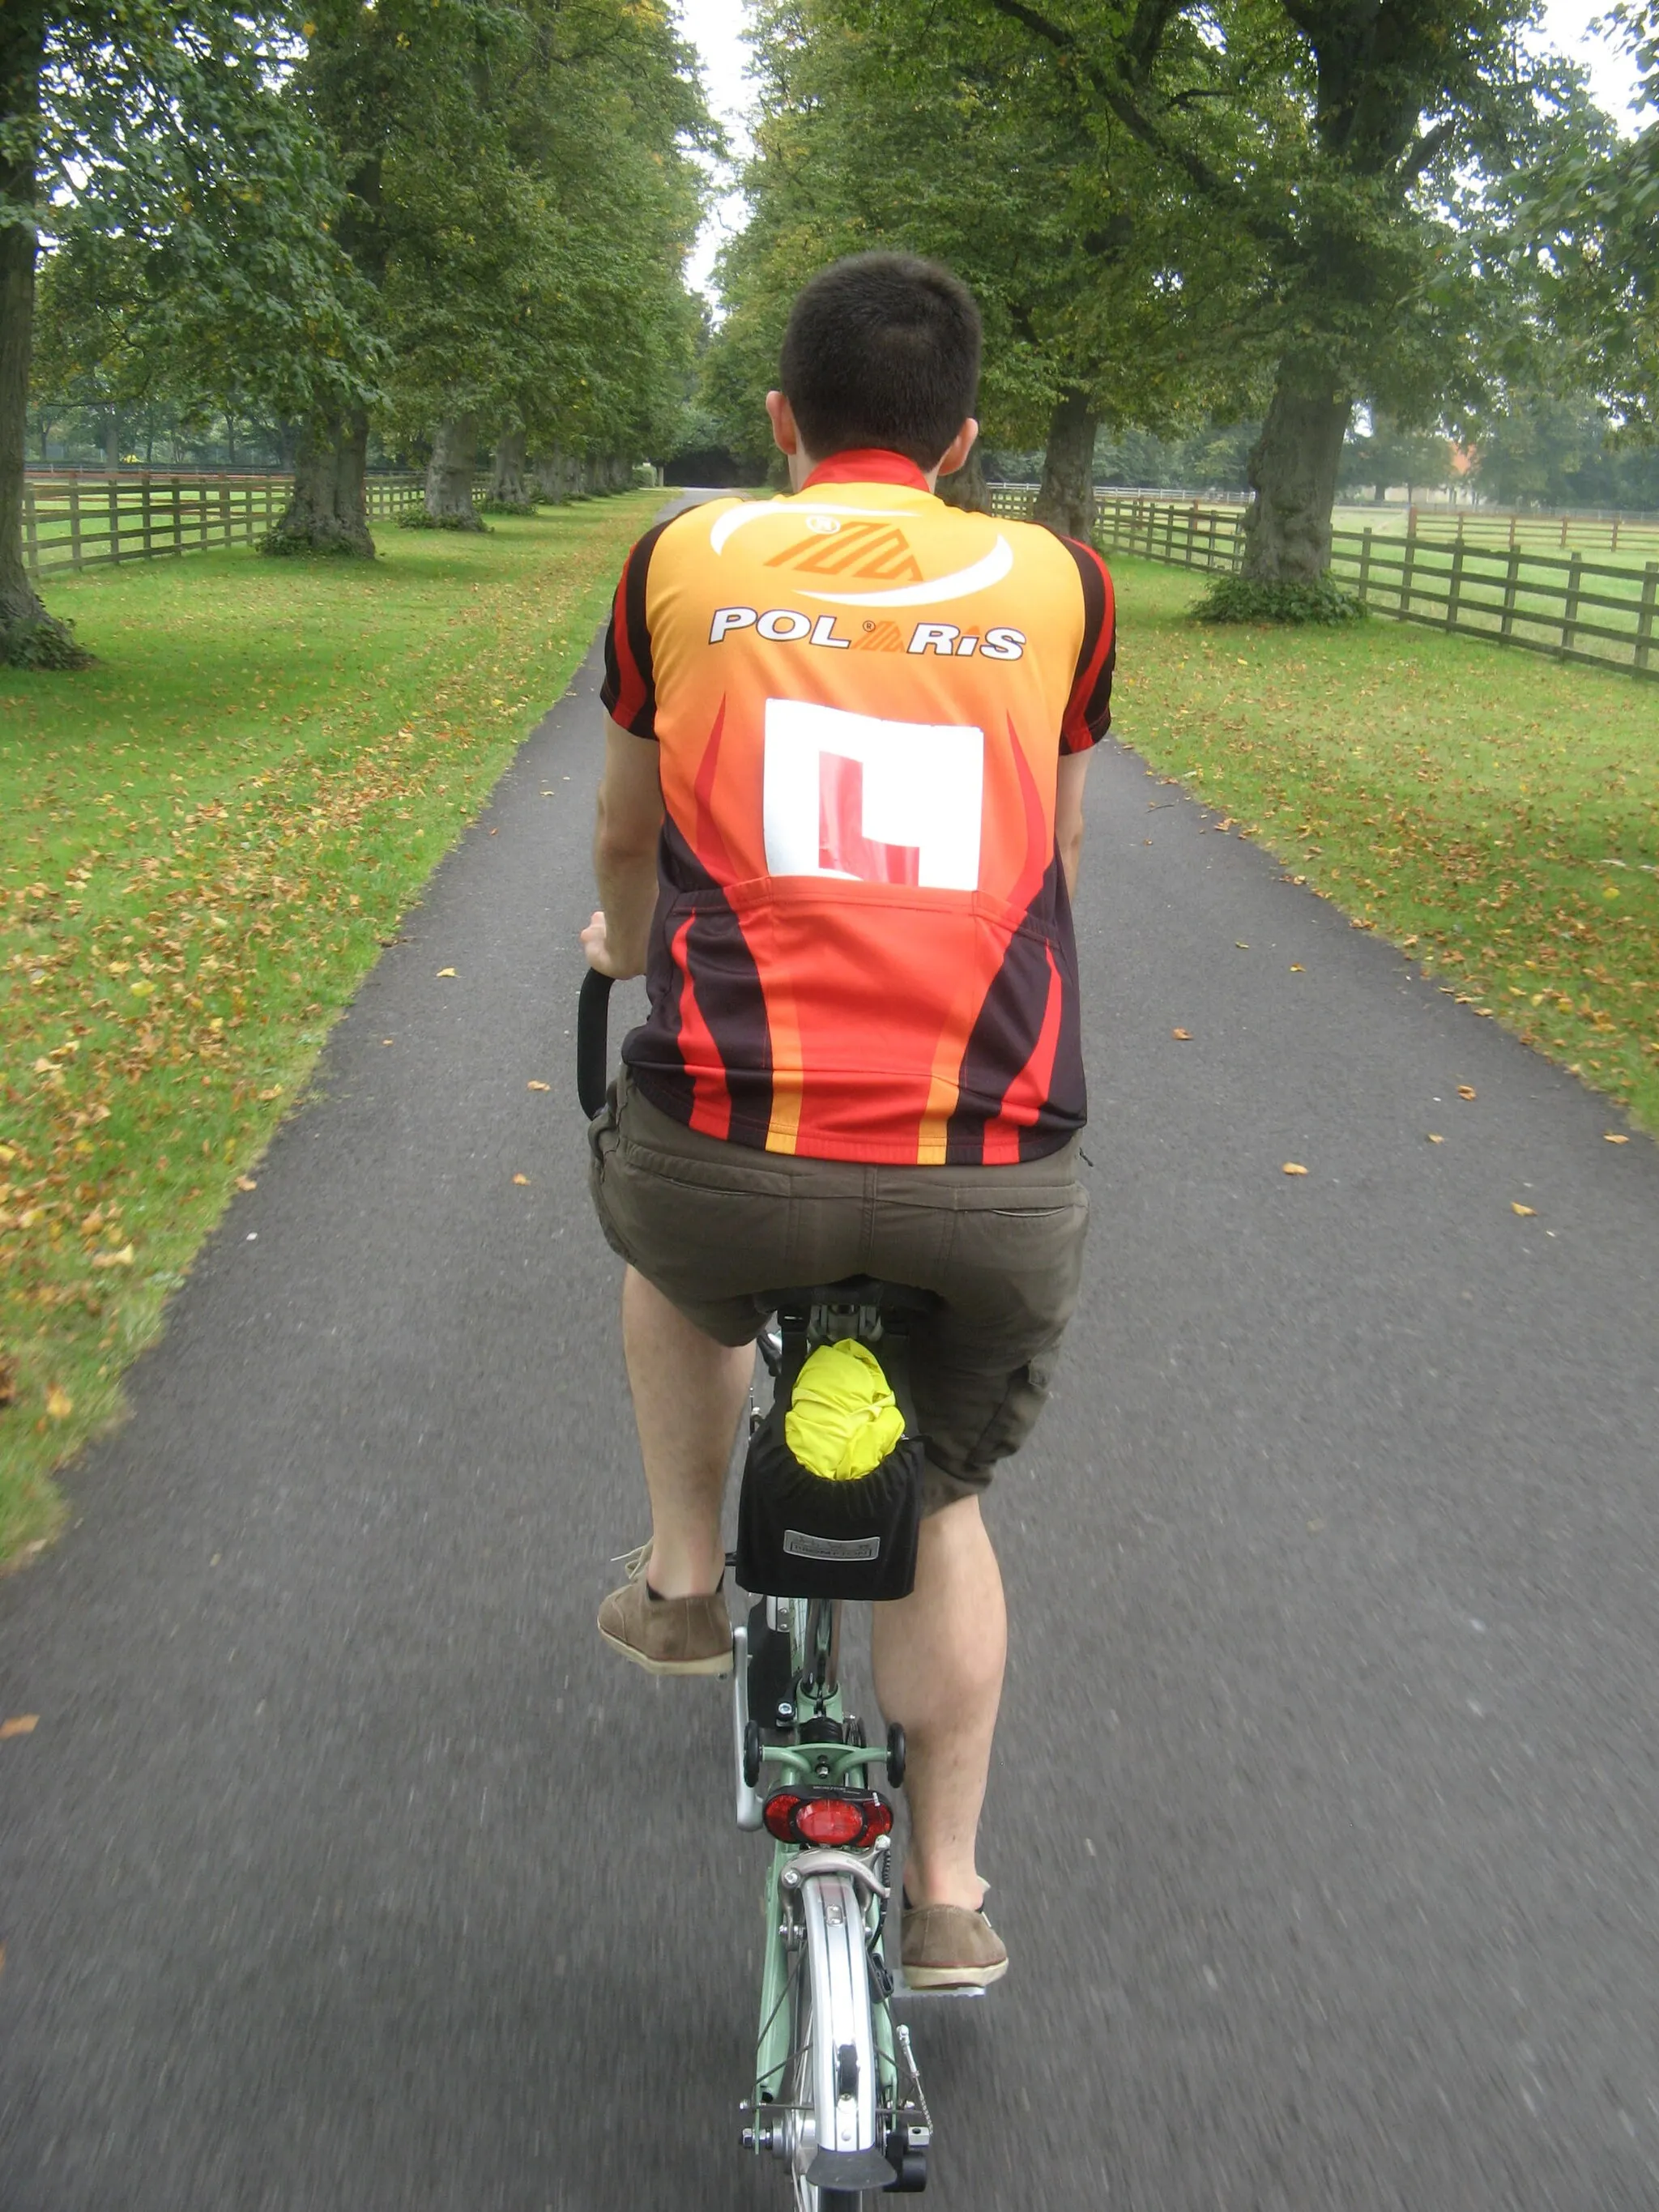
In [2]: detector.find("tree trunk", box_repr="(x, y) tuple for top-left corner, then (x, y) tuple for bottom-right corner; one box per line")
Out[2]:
(1, 0), (91, 667)
(266, 409), (373, 555)
(1241, 363), (1351, 584)
(488, 424), (531, 508)
(531, 446), (567, 503)
(937, 441), (989, 513)
(424, 414), (483, 526)
(1034, 389), (1097, 539)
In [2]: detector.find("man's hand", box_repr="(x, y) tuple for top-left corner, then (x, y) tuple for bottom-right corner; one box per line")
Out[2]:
(582, 908), (627, 978)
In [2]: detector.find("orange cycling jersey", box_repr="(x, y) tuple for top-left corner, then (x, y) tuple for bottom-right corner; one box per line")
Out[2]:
(600, 450), (1115, 1166)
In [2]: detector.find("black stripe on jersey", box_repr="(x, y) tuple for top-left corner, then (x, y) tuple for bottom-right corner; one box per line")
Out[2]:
(600, 516), (675, 738)
(1046, 531), (1116, 743)
(944, 859), (1087, 1165)
(622, 819), (774, 1146)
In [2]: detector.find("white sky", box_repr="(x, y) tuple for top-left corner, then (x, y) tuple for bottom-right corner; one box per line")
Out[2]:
(674, 0), (1644, 306)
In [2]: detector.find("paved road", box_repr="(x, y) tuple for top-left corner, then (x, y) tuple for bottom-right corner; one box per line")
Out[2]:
(4, 525), (1659, 2210)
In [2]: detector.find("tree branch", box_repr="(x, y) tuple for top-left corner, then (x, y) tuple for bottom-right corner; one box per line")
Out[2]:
(1397, 116), (1457, 186)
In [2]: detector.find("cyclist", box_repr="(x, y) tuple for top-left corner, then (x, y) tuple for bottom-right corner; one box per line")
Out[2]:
(583, 253), (1113, 1991)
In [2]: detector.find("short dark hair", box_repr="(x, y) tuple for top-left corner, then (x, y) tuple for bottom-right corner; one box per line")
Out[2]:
(779, 253), (982, 471)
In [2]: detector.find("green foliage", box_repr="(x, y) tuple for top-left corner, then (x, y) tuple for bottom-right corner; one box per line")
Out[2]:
(1192, 573), (1368, 624)
(24, 2), (383, 430)
(397, 509), (489, 531)
(0, 611), (94, 670)
(257, 525), (369, 558)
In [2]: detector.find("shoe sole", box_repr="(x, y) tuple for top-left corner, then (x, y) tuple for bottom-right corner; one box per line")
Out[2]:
(598, 1624), (733, 1677)
(900, 1958), (1009, 1990)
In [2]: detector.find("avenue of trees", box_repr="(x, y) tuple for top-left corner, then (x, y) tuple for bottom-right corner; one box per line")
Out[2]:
(2, 0), (710, 667)
(706, 0), (1656, 582)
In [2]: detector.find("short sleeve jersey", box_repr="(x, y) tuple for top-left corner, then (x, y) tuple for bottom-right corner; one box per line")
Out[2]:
(600, 449), (1115, 1167)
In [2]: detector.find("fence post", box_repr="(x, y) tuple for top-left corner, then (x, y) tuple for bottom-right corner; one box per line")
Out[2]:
(109, 476), (121, 565)
(1636, 562), (1657, 673)
(1400, 525), (1416, 617)
(1559, 513), (1568, 548)
(169, 475), (181, 556)
(1358, 525), (1373, 603)
(220, 476), (232, 547)
(23, 479), (38, 575)
(1612, 517), (1620, 554)
(1500, 545), (1520, 642)
(1446, 537), (1465, 631)
(1561, 550), (1583, 654)
(69, 478), (82, 572)
(198, 475), (208, 549)
(1508, 513), (1516, 549)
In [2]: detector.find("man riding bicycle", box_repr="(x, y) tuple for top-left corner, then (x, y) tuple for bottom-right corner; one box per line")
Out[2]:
(582, 253), (1114, 1992)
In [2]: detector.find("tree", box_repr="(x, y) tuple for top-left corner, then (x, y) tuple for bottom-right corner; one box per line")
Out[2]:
(706, 0), (1250, 533)
(2, 0), (363, 661)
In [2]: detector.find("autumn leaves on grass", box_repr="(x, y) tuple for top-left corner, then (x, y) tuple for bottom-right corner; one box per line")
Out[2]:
(0, 495), (659, 1563)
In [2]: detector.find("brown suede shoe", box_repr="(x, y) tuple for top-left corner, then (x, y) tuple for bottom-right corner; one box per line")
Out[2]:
(597, 1545), (732, 1677)
(900, 1902), (1009, 1990)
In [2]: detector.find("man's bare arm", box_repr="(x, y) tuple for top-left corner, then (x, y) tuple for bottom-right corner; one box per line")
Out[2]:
(1056, 752), (1091, 897)
(582, 718), (664, 979)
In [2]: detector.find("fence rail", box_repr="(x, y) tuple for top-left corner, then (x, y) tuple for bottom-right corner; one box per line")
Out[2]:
(19, 471), (430, 578)
(984, 485), (1658, 680)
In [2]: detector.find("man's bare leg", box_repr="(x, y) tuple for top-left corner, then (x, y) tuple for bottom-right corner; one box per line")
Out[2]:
(622, 1264), (753, 1598)
(871, 1496), (1007, 1911)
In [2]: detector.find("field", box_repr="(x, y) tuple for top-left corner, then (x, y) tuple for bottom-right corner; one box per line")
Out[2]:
(1107, 553), (1659, 1124)
(0, 492), (658, 1562)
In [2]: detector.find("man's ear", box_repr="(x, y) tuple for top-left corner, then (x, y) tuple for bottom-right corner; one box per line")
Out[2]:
(766, 390), (801, 456)
(936, 418), (980, 477)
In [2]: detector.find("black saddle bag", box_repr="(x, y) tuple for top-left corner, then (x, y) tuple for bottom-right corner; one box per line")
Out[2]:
(736, 1334), (924, 1602)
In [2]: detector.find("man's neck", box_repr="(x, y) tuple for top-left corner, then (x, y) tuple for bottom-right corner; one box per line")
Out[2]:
(794, 447), (936, 494)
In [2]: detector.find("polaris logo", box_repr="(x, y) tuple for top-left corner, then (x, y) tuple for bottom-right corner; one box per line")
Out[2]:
(783, 1530), (882, 1562)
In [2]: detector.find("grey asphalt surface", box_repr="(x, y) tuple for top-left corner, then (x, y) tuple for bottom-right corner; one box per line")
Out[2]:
(4, 509), (1659, 2212)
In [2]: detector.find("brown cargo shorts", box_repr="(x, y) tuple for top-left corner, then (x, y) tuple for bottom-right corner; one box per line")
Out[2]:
(589, 1066), (1090, 1514)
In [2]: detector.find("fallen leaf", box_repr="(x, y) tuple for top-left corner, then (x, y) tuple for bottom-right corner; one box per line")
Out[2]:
(1512, 1202), (1535, 1217)
(1290, 964), (1304, 972)
(0, 1715), (39, 1739)
(1457, 1085), (1477, 1101)
(1428, 1133), (1444, 1143)
(1306, 1518), (1325, 1533)
(513, 1173), (530, 1185)
(45, 1386), (73, 1419)
(381, 1038), (394, 1046)
(436, 967), (457, 978)
(237, 1175), (258, 1191)
(257, 1085), (283, 1102)
(1235, 941), (1250, 950)
(1171, 1028), (1192, 1041)
(1605, 1133), (1629, 1144)
(90, 1244), (135, 1269)
(527, 1080), (550, 1092)
(1282, 1162), (1309, 1176)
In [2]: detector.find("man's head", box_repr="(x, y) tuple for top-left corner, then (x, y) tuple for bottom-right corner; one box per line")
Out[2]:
(768, 252), (982, 483)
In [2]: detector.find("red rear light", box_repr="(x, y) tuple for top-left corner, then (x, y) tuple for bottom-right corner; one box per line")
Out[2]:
(762, 1789), (893, 1848)
(796, 1796), (868, 1847)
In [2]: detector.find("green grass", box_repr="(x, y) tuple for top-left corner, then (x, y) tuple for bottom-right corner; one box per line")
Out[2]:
(1108, 553), (1659, 1127)
(0, 492), (659, 1563)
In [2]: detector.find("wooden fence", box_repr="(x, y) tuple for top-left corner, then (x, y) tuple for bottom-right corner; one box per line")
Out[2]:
(20, 471), (429, 578)
(984, 485), (1659, 680)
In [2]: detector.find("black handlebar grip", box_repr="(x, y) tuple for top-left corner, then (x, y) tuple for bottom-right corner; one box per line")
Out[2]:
(576, 968), (616, 1120)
